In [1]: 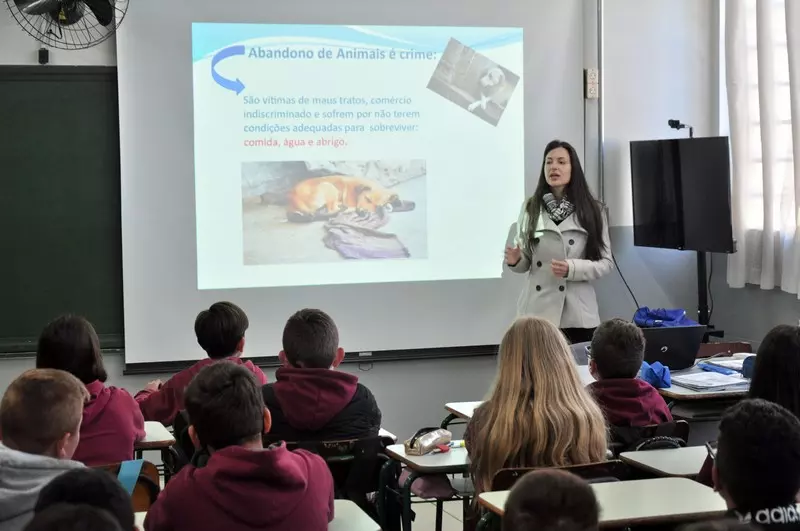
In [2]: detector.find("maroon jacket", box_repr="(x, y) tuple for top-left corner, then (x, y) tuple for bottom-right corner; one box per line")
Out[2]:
(588, 378), (673, 426)
(262, 368), (381, 443)
(73, 380), (146, 466)
(135, 357), (267, 425)
(144, 444), (334, 531)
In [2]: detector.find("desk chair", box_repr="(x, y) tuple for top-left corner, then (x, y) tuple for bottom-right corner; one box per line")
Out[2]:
(474, 461), (633, 531)
(609, 420), (690, 456)
(490, 460), (633, 492)
(94, 461), (161, 512)
(162, 410), (198, 480)
(284, 437), (387, 523)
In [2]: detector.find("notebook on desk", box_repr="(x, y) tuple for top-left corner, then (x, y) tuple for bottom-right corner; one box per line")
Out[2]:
(670, 372), (750, 392)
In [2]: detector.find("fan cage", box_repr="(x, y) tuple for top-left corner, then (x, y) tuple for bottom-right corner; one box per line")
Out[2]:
(5, 0), (129, 50)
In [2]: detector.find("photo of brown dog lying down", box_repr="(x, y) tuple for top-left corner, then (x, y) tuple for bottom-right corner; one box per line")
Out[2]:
(286, 175), (416, 223)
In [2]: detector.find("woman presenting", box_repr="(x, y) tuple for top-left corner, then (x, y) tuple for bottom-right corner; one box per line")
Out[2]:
(505, 140), (613, 344)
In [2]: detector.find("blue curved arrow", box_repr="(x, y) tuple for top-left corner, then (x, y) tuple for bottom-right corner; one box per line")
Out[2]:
(211, 45), (246, 95)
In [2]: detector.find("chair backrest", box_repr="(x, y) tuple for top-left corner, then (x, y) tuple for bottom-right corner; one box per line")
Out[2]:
(609, 420), (690, 456)
(490, 460), (632, 492)
(285, 437), (385, 503)
(94, 461), (160, 512)
(697, 341), (753, 359)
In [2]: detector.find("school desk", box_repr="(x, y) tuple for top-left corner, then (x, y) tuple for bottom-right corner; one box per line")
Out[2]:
(620, 446), (707, 478)
(134, 500), (380, 531)
(381, 443), (470, 531)
(134, 421), (176, 457)
(477, 477), (727, 529)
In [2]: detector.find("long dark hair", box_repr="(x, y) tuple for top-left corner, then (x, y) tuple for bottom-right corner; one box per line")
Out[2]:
(748, 324), (800, 418)
(524, 140), (606, 261)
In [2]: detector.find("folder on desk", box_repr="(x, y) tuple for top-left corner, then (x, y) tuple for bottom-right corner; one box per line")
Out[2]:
(670, 372), (750, 392)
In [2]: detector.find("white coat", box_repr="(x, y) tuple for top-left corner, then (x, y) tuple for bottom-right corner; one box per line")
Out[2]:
(508, 202), (613, 328)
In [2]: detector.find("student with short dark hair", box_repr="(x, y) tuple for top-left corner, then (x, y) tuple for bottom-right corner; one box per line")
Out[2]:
(262, 309), (381, 443)
(135, 302), (267, 425)
(144, 362), (334, 531)
(502, 469), (599, 531)
(0, 369), (87, 531)
(34, 469), (134, 531)
(36, 315), (145, 466)
(24, 504), (122, 531)
(698, 325), (800, 485)
(713, 399), (800, 530)
(587, 319), (672, 426)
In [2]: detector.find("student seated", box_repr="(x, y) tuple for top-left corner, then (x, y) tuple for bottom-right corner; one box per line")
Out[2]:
(36, 315), (145, 465)
(587, 318), (672, 426)
(0, 369), (87, 531)
(713, 399), (800, 530)
(135, 302), (267, 425)
(24, 505), (122, 531)
(144, 361), (334, 531)
(262, 308), (381, 443)
(502, 469), (599, 531)
(34, 469), (134, 531)
(698, 324), (800, 485)
(465, 317), (607, 496)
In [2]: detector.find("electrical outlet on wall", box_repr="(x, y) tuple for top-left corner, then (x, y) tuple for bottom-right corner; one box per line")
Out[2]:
(584, 68), (599, 100)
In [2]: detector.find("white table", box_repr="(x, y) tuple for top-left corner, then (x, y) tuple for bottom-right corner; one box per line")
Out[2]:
(134, 421), (176, 463)
(135, 500), (379, 531)
(384, 444), (470, 531)
(329, 499), (380, 531)
(135, 421), (176, 450)
(620, 446), (708, 478)
(384, 444), (470, 474)
(479, 477), (727, 528)
(379, 428), (398, 442)
(659, 356), (750, 401)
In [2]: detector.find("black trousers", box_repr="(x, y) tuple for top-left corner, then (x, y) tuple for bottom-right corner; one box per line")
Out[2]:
(561, 327), (596, 345)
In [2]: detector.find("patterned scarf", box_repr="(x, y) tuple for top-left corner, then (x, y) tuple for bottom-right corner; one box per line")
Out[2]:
(543, 195), (576, 223)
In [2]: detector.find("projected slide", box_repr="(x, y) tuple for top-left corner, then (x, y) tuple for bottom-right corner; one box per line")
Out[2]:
(192, 23), (524, 290)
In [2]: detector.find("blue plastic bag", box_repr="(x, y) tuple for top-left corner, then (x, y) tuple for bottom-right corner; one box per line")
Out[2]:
(640, 361), (672, 389)
(634, 307), (699, 328)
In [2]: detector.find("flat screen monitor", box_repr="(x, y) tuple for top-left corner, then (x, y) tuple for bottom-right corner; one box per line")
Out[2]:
(629, 136), (734, 253)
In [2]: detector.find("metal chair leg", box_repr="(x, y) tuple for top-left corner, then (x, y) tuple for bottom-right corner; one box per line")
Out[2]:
(401, 471), (420, 531)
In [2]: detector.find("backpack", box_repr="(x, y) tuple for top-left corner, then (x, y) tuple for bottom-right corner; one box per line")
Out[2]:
(634, 307), (698, 328)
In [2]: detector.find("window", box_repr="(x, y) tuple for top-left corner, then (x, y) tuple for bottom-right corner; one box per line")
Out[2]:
(732, 0), (794, 230)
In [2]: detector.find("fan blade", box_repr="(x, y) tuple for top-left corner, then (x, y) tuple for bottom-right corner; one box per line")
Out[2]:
(16, 0), (61, 15)
(82, 0), (113, 26)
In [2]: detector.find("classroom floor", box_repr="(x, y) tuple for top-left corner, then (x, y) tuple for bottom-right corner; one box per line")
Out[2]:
(414, 501), (464, 531)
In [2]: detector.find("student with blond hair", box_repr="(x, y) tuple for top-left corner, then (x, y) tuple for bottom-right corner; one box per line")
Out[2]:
(465, 316), (607, 495)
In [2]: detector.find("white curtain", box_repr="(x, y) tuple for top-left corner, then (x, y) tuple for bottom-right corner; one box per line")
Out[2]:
(726, 0), (800, 296)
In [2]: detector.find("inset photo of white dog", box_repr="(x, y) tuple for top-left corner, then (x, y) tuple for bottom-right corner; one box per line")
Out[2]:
(427, 38), (519, 126)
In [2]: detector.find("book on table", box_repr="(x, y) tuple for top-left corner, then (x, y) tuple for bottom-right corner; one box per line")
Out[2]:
(670, 371), (750, 391)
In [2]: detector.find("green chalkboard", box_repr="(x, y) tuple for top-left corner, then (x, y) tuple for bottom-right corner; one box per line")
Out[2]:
(0, 66), (123, 354)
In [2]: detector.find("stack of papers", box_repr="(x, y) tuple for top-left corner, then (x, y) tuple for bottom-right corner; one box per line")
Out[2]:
(703, 359), (745, 372)
(671, 371), (750, 392)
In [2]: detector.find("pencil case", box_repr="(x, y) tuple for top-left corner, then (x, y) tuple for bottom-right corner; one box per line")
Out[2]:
(404, 428), (452, 456)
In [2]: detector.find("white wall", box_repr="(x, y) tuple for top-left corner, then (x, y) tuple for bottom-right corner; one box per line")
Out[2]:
(603, 0), (715, 227)
(0, 12), (115, 65)
(0, 0), (717, 439)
